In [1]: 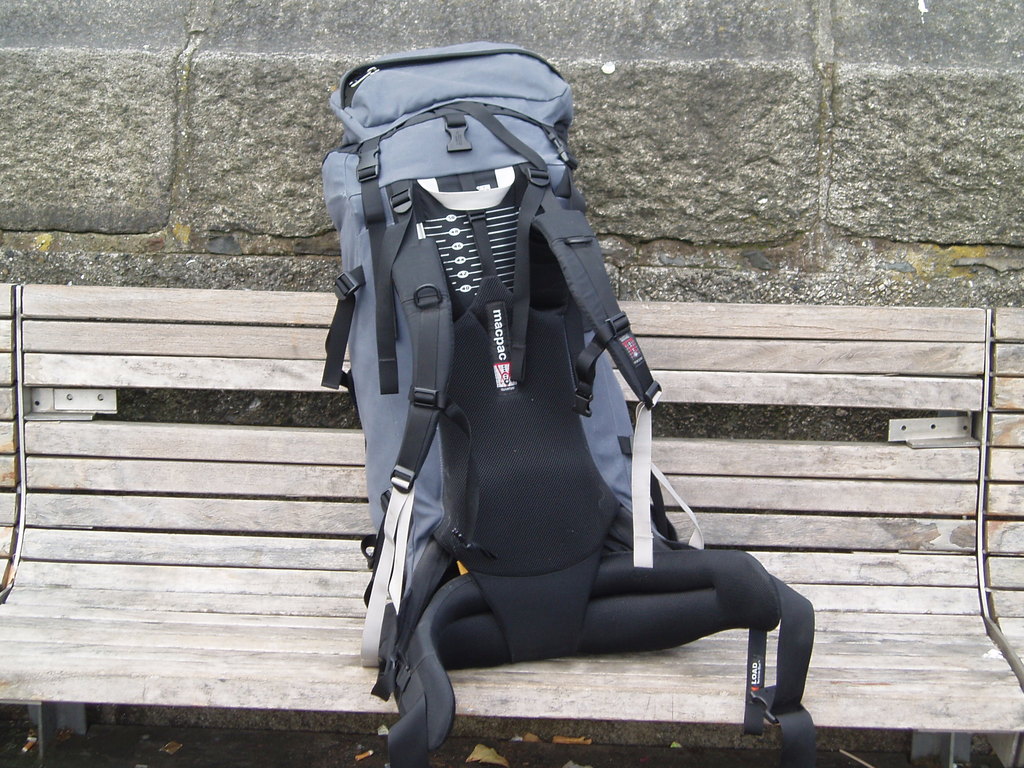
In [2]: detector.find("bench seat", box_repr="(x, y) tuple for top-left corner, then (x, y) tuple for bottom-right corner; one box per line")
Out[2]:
(1, 284), (1022, 763)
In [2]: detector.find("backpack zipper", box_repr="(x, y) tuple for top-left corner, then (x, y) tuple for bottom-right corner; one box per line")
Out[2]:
(342, 47), (560, 107)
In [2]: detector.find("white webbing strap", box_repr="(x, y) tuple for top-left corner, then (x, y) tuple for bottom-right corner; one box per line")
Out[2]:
(360, 484), (416, 667)
(652, 464), (705, 550)
(631, 402), (656, 568)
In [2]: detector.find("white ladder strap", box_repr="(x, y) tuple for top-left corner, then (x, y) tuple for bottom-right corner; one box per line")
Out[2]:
(631, 403), (655, 568)
(652, 463), (705, 550)
(360, 485), (416, 667)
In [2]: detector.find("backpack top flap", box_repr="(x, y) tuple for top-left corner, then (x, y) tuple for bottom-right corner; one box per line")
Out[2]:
(330, 42), (572, 144)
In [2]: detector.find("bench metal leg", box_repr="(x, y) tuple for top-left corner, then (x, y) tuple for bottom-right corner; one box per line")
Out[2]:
(27, 702), (87, 761)
(988, 733), (1024, 768)
(911, 731), (970, 768)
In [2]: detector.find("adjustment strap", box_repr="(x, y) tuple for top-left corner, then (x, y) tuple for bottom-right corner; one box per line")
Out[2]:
(650, 464), (704, 549)
(507, 175), (547, 381)
(631, 403), (655, 568)
(321, 266), (365, 390)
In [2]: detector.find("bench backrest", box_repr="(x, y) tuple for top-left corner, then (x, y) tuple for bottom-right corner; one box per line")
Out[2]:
(1, 286), (15, 589)
(10, 285), (991, 624)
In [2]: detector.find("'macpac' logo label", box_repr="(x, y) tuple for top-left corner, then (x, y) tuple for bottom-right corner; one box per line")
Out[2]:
(486, 301), (517, 392)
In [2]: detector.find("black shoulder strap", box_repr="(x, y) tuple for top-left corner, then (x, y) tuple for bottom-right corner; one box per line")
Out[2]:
(531, 205), (661, 411)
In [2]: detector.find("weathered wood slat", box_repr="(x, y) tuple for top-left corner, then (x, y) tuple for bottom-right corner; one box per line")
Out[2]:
(752, 551), (976, 588)
(0, 390), (13, 420)
(995, 343), (1024, 375)
(24, 353), (324, 391)
(0, 421), (14, 455)
(0, 353), (11, 386)
(664, 474), (977, 516)
(634, 338), (983, 375)
(991, 414), (1024, 447)
(26, 421), (366, 466)
(622, 302), (988, 342)
(4, 585), (365, 619)
(22, 320), (328, 360)
(989, 557), (1024, 589)
(995, 308), (1024, 341)
(988, 484), (1024, 518)
(992, 591), (1024, 620)
(0, 493), (15, 526)
(654, 438), (979, 481)
(993, 376), (1024, 410)
(790, 584), (979, 615)
(27, 457), (365, 498)
(990, 449), (1024, 482)
(637, 370), (982, 411)
(0, 456), (14, 489)
(21, 528), (367, 571)
(21, 284), (337, 325)
(1, 527), (12, 557)
(675, 512), (975, 552)
(0, 322), (12, 349)
(16, 560), (368, 598)
(986, 520), (1024, 553)
(26, 494), (371, 534)
(26, 422), (978, 482)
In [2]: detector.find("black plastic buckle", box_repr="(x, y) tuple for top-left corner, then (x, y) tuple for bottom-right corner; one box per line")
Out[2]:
(390, 187), (413, 215)
(527, 165), (550, 185)
(643, 381), (663, 409)
(356, 150), (380, 183)
(748, 691), (780, 726)
(445, 114), (472, 152)
(333, 272), (361, 301)
(411, 387), (444, 409)
(573, 381), (594, 417)
(607, 312), (631, 337)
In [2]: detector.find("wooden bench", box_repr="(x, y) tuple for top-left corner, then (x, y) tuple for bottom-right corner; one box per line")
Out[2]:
(1, 284), (1022, 765)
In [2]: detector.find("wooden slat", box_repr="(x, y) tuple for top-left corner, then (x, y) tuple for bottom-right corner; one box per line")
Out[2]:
(655, 438), (978, 481)
(0, 351), (11, 386)
(27, 457), (365, 498)
(638, 338), (983, 375)
(1, 527), (11, 557)
(26, 421), (366, 466)
(15, 560), (368, 599)
(621, 302), (988, 342)
(640, 370), (982, 411)
(995, 342), (1024, 375)
(0, 285), (11, 317)
(22, 320), (327, 360)
(0, 390), (12, 420)
(22, 284), (337, 326)
(665, 474), (976, 516)
(988, 484), (1024, 517)
(991, 414), (1024, 447)
(990, 448), (1024, 482)
(989, 557), (1024, 589)
(993, 591), (1024, 620)
(790, 584), (980, 615)
(0, 421), (14, 454)
(995, 308), (1024, 341)
(0, 455), (14, 489)
(993, 376), (1024, 410)
(26, 494), (371, 535)
(21, 529), (366, 571)
(0, 493), (15, 526)
(752, 551), (976, 588)
(24, 353), (323, 391)
(985, 520), (1024, 554)
(676, 512), (975, 552)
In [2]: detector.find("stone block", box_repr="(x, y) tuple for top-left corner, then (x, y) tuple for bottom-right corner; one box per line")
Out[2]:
(182, 52), (343, 238)
(0, 49), (177, 234)
(832, 0), (1024, 67)
(203, 0), (814, 60)
(569, 60), (819, 243)
(0, 0), (188, 49)
(828, 65), (1024, 245)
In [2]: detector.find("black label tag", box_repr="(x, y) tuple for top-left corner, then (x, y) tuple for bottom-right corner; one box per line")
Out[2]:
(485, 301), (517, 392)
(620, 332), (645, 367)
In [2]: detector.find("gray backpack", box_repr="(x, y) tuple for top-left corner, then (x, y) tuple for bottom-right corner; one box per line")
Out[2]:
(321, 42), (815, 768)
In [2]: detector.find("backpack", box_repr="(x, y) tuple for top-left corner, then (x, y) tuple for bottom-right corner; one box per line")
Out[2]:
(321, 42), (816, 768)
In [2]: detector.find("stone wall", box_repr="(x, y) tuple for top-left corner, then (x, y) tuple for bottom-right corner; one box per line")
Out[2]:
(2, 0), (1022, 307)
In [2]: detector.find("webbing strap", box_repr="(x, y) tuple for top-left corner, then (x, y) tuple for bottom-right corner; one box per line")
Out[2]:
(321, 266), (365, 390)
(650, 464), (704, 550)
(362, 485), (416, 667)
(744, 579), (816, 768)
(631, 403), (656, 568)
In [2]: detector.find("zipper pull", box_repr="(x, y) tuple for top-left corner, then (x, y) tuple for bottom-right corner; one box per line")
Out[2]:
(348, 66), (379, 91)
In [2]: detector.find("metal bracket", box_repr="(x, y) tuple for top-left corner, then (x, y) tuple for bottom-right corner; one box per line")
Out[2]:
(888, 415), (978, 448)
(26, 388), (117, 420)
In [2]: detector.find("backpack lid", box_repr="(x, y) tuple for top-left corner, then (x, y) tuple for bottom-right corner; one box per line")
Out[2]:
(331, 42), (571, 145)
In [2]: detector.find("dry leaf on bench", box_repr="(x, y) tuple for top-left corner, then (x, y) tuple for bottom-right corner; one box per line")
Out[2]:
(466, 743), (510, 767)
(552, 735), (592, 745)
(160, 741), (183, 755)
(522, 732), (542, 743)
